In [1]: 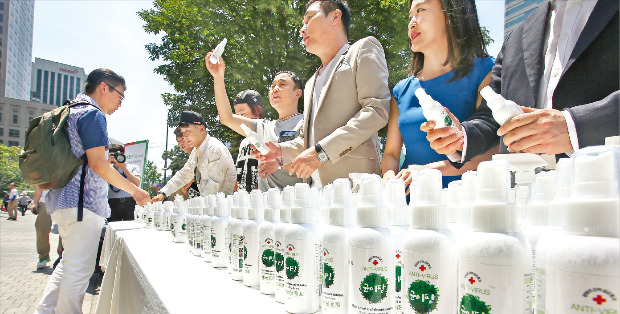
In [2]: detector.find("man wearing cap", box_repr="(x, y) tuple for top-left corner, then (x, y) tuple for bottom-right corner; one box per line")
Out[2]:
(205, 54), (306, 191)
(151, 111), (236, 202)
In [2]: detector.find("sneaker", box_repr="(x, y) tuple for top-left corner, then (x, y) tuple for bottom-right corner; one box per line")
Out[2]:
(37, 258), (49, 269)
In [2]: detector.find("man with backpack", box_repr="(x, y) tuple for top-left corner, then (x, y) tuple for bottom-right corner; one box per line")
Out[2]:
(34, 69), (151, 314)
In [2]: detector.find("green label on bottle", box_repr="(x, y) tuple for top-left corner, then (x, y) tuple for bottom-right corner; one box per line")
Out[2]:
(359, 273), (389, 304)
(211, 235), (216, 248)
(460, 294), (491, 314)
(285, 257), (300, 279)
(408, 280), (439, 313)
(324, 263), (335, 288)
(261, 249), (275, 267)
(275, 252), (285, 273)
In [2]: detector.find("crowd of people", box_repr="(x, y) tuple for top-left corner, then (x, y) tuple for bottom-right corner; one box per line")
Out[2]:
(19, 0), (618, 313)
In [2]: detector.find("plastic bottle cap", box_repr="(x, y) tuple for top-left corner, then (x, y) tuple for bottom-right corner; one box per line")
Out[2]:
(291, 183), (313, 223)
(249, 190), (264, 220)
(472, 160), (518, 232)
(410, 169), (447, 229)
(478, 160), (511, 203)
(265, 188), (281, 222)
(215, 192), (229, 216)
(479, 86), (501, 110)
(565, 146), (620, 237)
(446, 180), (463, 223)
(385, 178), (407, 226)
(356, 174), (387, 227)
(415, 169), (443, 204)
(414, 88), (432, 109)
(237, 190), (249, 219)
(329, 178), (354, 226)
(527, 171), (556, 225)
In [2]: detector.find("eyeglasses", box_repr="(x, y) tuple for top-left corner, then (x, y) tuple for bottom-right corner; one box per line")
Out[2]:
(105, 83), (125, 103)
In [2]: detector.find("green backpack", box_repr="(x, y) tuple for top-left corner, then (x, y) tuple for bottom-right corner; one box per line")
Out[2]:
(19, 100), (99, 221)
(19, 100), (96, 189)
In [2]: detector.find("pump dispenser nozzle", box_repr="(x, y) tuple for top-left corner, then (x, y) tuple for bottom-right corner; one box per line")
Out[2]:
(411, 169), (447, 229)
(249, 190), (264, 220)
(473, 160), (518, 232)
(291, 183), (313, 224)
(480, 86), (524, 125)
(215, 192), (229, 216)
(527, 171), (556, 225)
(356, 174), (387, 227)
(565, 146), (620, 237)
(329, 178), (354, 226)
(386, 178), (407, 226)
(265, 188), (281, 222)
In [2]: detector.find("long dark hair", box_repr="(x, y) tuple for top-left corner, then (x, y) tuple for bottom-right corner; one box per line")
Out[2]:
(408, 0), (488, 80)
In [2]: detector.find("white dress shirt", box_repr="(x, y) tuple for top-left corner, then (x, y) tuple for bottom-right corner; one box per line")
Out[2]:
(538, 0), (598, 153)
(309, 43), (350, 187)
(452, 0), (597, 163)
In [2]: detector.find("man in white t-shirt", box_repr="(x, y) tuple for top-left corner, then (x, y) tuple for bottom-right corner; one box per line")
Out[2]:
(107, 144), (142, 221)
(206, 54), (305, 191)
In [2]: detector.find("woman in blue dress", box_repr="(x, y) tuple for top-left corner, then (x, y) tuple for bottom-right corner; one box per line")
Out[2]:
(382, 0), (497, 192)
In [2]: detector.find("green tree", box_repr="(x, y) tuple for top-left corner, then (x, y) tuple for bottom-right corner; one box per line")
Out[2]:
(139, 0), (410, 145)
(161, 145), (189, 179)
(141, 160), (163, 194)
(0, 144), (32, 192)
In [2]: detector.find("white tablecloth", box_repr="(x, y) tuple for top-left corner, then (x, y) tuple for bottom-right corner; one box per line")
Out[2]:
(96, 221), (285, 313)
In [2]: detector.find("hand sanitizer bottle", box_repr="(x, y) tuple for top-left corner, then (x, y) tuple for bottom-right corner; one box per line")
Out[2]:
(240, 124), (270, 155)
(211, 193), (230, 268)
(209, 38), (227, 64)
(414, 88), (453, 128)
(285, 183), (321, 313)
(522, 171), (556, 261)
(457, 160), (532, 313)
(173, 201), (187, 244)
(275, 186), (294, 303)
(201, 195), (215, 262)
(322, 178), (355, 313)
(480, 86), (524, 125)
(385, 178), (408, 314)
(543, 146), (619, 313)
(243, 190), (264, 287)
(349, 174), (395, 313)
(533, 158), (571, 312)
(403, 169), (457, 314)
(230, 191), (249, 281)
(163, 201), (173, 231)
(259, 188), (281, 295)
(145, 204), (154, 229)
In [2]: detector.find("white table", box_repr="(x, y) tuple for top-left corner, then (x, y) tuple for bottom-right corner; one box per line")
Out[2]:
(96, 221), (285, 313)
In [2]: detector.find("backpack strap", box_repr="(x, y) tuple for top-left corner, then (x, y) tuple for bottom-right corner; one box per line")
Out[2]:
(77, 154), (88, 221)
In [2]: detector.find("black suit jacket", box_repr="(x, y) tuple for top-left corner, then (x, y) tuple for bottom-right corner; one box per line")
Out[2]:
(458, 0), (619, 165)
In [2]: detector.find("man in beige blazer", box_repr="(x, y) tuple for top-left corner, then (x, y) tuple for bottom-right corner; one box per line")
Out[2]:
(256, 0), (390, 187)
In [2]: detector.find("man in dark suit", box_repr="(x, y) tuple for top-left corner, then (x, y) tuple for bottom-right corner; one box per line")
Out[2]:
(422, 0), (619, 164)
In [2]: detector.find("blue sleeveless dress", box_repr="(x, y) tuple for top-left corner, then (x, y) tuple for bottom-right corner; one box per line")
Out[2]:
(392, 57), (495, 187)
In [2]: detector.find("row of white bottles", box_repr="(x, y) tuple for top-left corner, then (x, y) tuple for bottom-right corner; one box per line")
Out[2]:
(131, 144), (618, 313)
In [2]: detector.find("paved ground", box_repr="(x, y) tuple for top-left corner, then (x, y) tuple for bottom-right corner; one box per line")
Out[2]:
(0, 209), (101, 313)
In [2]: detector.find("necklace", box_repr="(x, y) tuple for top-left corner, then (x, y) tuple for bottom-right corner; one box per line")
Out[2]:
(278, 112), (301, 122)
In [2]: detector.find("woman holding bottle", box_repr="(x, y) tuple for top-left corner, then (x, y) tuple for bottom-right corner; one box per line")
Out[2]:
(382, 0), (497, 191)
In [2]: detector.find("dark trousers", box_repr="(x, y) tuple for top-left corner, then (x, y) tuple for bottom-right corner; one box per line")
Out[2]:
(107, 197), (136, 222)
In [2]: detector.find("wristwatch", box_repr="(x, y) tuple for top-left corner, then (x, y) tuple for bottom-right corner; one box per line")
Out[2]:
(315, 143), (329, 162)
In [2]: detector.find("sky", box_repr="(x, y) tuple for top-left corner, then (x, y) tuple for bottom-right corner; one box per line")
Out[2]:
(32, 0), (505, 175)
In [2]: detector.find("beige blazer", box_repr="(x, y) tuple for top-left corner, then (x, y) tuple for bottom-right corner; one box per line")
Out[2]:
(280, 36), (391, 185)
